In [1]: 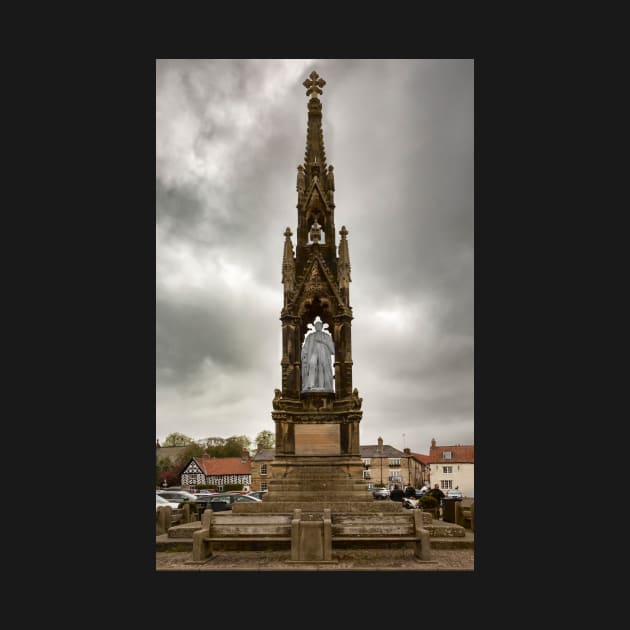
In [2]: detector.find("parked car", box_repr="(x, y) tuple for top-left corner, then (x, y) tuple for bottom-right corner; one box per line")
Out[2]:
(208, 493), (263, 512)
(372, 487), (390, 500)
(445, 489), (463, 499)
(156, 494), (180, 511)
(190, 493), (217, 509)
(414, 486), (430, 498)
(402, 497), (419, 509)
(247, 491), (268, 500)
(156, 490), (197, 503)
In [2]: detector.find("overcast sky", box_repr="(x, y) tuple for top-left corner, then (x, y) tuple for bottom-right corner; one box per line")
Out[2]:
(156, 59), (473, 455)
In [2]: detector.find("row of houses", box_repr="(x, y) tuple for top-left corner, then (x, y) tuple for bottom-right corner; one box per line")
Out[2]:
(157, 437), (475, 497)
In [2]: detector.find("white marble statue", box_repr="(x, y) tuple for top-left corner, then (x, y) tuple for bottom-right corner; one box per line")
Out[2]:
(301, 317), (335, 392)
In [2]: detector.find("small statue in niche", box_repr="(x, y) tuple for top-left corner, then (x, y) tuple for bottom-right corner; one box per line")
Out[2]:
(309, 220), (322, 243)
(352, 387), (363, 409)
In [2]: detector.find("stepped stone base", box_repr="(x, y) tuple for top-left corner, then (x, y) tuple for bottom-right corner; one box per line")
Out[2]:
(265, 459), (371, 502)
(167, 521), (202, 539)
(425, 520), (467, 538)
(430, 533), (474, 549)
(156, 534), (193, 551)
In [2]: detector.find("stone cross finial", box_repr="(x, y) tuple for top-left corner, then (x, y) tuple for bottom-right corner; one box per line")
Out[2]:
(303, 71), (326, 98)
(284, 227), (293, 239)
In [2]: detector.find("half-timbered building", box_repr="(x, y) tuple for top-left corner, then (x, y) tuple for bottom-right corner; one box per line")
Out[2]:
(180, 452), (252, 491)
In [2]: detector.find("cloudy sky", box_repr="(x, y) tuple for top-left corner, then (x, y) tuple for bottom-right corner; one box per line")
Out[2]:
(156, 59), (473, 455)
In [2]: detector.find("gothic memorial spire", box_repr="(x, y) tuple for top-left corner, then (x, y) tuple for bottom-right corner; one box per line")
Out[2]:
(268, 70), (366, 509)
(278, 70), (356, 405)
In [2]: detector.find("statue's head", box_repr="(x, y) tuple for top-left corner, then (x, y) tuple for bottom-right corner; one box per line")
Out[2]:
(314, 320), (323, 331)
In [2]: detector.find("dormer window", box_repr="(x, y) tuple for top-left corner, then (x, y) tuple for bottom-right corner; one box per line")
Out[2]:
(443, 451), (452, 459)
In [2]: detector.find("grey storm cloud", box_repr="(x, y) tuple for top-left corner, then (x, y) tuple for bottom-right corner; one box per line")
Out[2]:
(156, 59), (473, 453)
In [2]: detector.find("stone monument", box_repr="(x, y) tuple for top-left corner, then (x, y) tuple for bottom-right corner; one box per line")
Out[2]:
(237, 71), (395, 513)
(191, 72), (434, 563)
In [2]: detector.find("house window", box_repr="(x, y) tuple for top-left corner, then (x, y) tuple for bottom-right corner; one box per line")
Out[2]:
(442, 466), (452, 474)
(442, 451), (452, 459)
(362, 470), (371, 479)
(441, 480), (452, 490)
(362, 458), (371, 466)
(261, 463), (267, 475)
(389, 470), (401, 482)
(261, 482), (268, 491)
(389, 458), (400, 466)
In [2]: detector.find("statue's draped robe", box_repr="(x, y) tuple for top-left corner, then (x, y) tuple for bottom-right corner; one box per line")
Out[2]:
(301, 330), (335, 391)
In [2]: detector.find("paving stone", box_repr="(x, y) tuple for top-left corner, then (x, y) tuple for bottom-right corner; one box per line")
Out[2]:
(156, 547), (474, 571)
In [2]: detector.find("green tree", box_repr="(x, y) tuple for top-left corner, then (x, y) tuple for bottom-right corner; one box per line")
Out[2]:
(162, 432), (194, 447)
(228, 435), (251, 449)
(206, 435), (251, 458)
(254, 430), (275, 449)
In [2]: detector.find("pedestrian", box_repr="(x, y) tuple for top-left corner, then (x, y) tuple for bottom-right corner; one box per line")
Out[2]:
(404, 484), (415, 498)
(389, 484), (404, 502)
(428, 483), (445, 502)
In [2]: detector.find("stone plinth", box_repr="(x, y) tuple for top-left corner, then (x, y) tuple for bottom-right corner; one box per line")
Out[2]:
(269, 388), (367, 511)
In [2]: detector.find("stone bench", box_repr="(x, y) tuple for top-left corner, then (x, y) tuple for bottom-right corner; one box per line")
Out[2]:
(192, 512), (293, 561)
(331, 511), (431, 560)
(191, 508), (432, 562)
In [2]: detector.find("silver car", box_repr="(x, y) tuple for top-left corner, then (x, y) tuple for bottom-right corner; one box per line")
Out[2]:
(157, 490), (197, 503)
(445, 489), (463, 499)
(372, 487), (390, 500)
(156, 494), (180, 511)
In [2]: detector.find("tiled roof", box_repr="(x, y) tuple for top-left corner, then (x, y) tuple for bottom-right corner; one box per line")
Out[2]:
(427, 445), (474, 464)
(253, 448), (275, 461)
(360, 444), (405, 458)
(411, 452), (431, 464)
(193, 456), (251, 475)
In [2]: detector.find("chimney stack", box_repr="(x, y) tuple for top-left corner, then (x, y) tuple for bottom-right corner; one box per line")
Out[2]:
(377, 436), (383, 452)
